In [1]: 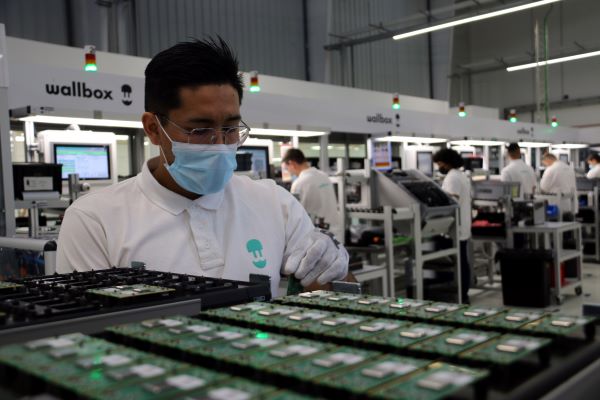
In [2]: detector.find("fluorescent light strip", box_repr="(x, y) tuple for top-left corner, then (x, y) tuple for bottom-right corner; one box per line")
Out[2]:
(250, 128), (327, 137)
(450, 140), (506, 146)
(377, 136), (447, 144)
(393, 0), (560, 41)
(18, 115), (143, 129)
(507, 50), (600, 72)
(551, 144), (588, 149)
(517, 142), (551, 148)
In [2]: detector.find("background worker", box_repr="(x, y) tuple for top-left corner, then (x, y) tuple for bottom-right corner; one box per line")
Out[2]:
(282, 148), (344, 242)
(541, 152), (578, 217)
(433, 148), (472, 303)
(501, 142), (538, 198)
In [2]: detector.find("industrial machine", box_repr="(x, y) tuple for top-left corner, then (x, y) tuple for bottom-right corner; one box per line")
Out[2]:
(0, 290), (598, 399)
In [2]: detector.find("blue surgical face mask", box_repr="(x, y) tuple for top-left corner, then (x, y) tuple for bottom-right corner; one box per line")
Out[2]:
(156, 117), (237, 195)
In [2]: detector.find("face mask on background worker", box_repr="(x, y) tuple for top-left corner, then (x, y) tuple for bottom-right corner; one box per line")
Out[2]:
(156, 115), (246, 195)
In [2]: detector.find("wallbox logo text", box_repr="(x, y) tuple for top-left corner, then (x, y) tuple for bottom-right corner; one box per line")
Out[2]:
(366, 113), (393, 124)
(45, 81), (115, 101)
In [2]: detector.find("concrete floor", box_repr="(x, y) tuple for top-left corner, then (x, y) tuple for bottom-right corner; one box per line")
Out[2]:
(470, 261), (600, 316)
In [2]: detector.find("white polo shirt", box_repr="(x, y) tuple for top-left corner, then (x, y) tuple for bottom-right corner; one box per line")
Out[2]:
(540, 160), (578, 213)
(441, 169), (472, 241)
(291, 167), (343, 241)
(501, 159), (538, 197)
(56, 159), (315, 296)
(587, 164), (600, 179)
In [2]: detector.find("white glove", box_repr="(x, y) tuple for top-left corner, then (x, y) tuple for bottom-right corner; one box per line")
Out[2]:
(283, 228), (349, 286)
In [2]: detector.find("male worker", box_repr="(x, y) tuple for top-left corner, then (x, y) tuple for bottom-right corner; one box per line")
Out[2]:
(282, 149), (343, 242)
(56, 38), (348, 296)
(433, 148), (472, 304)
(501, 142), (537, 198)
(586, 153), (600, 179)
(540, 152), (578, 215)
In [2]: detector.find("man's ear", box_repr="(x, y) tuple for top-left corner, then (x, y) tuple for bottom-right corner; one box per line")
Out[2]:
(142, 112), (161, 146)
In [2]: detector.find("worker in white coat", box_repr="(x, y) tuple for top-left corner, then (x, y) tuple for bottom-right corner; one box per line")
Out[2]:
(433, 148), (472, 304)
(501, 142), (537, 198)
(283, 149), (344, 242)
(586, 153), (600, 179)
(57, 38), (348, 297)
(540, 153), (578, 215)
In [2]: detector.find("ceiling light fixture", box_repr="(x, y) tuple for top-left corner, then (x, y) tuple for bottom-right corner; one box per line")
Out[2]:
(18, 115), (143, 129)
(506, 49), (600, 72)
(393, 0), (561, 41)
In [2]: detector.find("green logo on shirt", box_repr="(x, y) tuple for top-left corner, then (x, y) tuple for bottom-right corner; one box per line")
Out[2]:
(246, 239), (267, 269)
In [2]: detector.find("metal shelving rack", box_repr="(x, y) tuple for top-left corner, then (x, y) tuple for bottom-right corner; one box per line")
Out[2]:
(578, 186), (600, 262)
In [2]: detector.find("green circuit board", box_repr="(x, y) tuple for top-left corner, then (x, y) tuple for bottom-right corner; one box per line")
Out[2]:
(364, 323), (453, 350)
(475, 309), (546, 330)
(86, 284), (175, 299)
(326, 318), (413, 343)
(316, 354), (432, 394)
(374, 362), (489, 400)
(181, 377), (280, 400)
(459, 334), (552, 365)
(519, 314), (596, 337)
(264, 346), (380, 381)
(435, 306), (505, 325)
(409, 329), (501, 357)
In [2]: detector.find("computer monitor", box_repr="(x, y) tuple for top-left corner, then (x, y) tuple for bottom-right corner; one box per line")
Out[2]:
(417, 151), (433, 176)
(559, 154), (569, 163)
(238, 146), (271, 179)
(53, 144), (111, 180)
(463, 157), (484, 171)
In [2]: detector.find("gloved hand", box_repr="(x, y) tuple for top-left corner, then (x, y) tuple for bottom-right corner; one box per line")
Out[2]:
(283, 228), (349, 287)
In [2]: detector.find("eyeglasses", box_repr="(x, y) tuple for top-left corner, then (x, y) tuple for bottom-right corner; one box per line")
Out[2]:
(156, 114), (250, 146)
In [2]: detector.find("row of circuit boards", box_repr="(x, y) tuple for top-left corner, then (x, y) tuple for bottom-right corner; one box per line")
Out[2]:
(0, 268), (270, 337)
(0, 290), (597, 399)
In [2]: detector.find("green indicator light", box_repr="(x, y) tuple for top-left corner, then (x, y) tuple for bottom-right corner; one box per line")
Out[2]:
(85, 63), (97, 72)
(255, 332), (269, 339)
(89, 369), (103, 381)
(458, 111), (467, 118)
(509, 117), (517, 123)
(392, 103), (400, 110)
(397, 298), (404, 304)
(551, 121), (558, 128)
(250, 85), (261, 93)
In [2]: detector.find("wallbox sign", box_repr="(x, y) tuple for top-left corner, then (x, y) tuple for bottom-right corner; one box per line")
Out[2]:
(45, 81), (114, 100)
(366, 113), (393, 124)
(7, 63), (144, 114)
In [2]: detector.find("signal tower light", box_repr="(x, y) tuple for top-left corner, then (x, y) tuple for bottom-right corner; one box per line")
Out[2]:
(392, 93), (400, 110)
(249, 71), (261, 93)
(84, 45), (97, 72)
(458, 102), (467, 118)
(551, 115), (558, 128)
(509, 109), (518, 123)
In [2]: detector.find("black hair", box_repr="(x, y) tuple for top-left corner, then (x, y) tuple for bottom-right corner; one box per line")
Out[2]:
(433, 148), (464, 169)
(588, 153), (600, 163)
(507, 142), (521, 156)
(144, 37), (244, 117)
(282, 148), (307, 164)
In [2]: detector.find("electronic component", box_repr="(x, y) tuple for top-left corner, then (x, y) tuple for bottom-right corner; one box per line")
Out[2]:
(183, 378), (279, 400)
(520, 314), (596, 338)
(364, 323), (452, 350)
(459, 334), (551, 365)
(326, 318), (412, 343)
(405, 302), (467, 320)
(435, 306), (505, 325)
(87, 284), (175, 304)
(373, 362), (488, 400)
(316, 355), (431, 395)
(264, 346), (380, 381)
(409, 329), (500, 357)
(475, 310), (546, 330)
(0, 281), (23, 294)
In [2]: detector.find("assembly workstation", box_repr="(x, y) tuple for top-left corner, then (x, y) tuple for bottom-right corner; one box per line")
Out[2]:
(1, 1), (600, 399)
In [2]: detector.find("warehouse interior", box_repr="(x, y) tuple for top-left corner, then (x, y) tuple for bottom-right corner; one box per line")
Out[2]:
(0, 0), (599, 399)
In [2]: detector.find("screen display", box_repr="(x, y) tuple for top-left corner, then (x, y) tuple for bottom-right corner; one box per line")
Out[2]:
(417, 151), (433, 176)
(559, 154), (569, 163)
(54, 144), (111, 180)
(238, 146), (270, 179)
